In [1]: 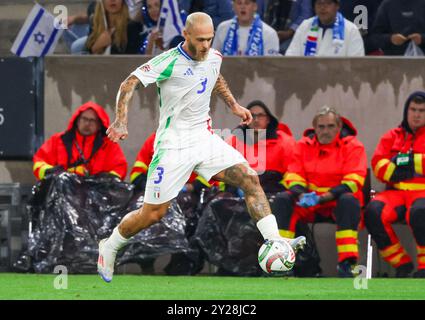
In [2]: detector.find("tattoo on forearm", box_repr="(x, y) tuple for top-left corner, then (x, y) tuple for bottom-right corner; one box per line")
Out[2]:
(213, 74), (237, 108)
(114, 75), (141, 126)
(222, 164), (271, 221)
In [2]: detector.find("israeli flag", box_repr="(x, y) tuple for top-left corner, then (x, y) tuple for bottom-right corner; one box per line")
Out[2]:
(159, 0), (185, 49)
(11, 3), (64, 57)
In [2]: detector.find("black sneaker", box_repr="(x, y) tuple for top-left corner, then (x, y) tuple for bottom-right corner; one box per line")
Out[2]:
(413, 269), (425, 278)
(395, 262), (414, 278)
(337, 259), (356, 278)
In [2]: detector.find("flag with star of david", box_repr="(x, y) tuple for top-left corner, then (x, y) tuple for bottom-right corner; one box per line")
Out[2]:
(11, 3), (64, 57)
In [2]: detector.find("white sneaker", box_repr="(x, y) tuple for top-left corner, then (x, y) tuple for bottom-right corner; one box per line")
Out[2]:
(97, 238), (117, 283)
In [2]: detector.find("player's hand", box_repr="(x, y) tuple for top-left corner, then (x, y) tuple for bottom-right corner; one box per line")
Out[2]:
(106, 120), (128, 142)
(231, 104), (253, 126)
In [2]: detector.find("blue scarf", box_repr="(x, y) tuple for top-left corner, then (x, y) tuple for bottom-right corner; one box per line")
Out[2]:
(222, 14), (264, 56)
(304, 12), (345, 56)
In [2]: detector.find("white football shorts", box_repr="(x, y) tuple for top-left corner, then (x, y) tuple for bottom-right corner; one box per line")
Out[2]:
(144, 133), (247, 204)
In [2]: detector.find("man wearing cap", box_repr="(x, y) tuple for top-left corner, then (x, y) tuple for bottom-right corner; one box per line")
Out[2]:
(364, 92), (425, 278)
(286, 0), (365, 56)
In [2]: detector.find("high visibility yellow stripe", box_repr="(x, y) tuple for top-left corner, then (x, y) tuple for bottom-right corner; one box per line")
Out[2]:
(196, 176), (212, 188)
(418, 256), (425, 264)
(285, 173), (307, 183)
(343, 173), (365, 186)
(388, 252), (406, 266)
(393, 182), (425, 191)
(68, 166), (86, 176)
(417, 246), (425, 254)
(380, 243), (401, 258)
(336, 230), (358, 239)
(288, 181), (307, 188)
(279, 230), (295, 239)
(374, 159), (390, 177)
(33, 161), (45, 171)
(133, 161), (148, 171)
(414, 154), (423, 175)
(341, 180), (358, 193)
(38, 164), (53, 180)
(130, 172), (141, 183)
(337, 244), (358, 253)
(308, 183), (330, 193)
(109, 171), (120, 177)
(77, 166), (86, 175)
(383, 162), (396, 182)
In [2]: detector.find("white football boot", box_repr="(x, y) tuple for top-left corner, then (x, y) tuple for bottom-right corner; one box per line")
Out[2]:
(97, 238), (117, 283)
(284, 236), (306, 253)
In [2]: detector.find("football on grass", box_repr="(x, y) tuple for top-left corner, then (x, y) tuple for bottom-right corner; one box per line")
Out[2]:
(258, 239), (296, 273)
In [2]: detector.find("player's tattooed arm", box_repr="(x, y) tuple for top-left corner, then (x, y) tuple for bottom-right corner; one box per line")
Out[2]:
(213, 73), (238, 108)
(213, 74), (253, 125)
(107, 75), (141, 142)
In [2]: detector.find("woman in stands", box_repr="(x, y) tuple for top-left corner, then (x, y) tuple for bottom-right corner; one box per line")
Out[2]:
(86, 0), (143, 54)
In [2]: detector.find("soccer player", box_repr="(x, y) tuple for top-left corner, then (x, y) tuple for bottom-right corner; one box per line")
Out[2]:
(97, 12), (305, 282)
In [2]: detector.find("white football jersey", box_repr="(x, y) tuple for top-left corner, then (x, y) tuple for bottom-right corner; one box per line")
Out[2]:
(132, 43), (223, 149)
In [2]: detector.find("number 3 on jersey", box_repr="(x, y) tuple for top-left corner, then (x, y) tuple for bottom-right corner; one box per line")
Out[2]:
(197, 78), (208, 94)
(154, 166), (165, 184)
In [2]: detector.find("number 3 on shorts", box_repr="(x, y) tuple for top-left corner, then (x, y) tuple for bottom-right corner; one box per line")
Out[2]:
(154, 166), (164, 184)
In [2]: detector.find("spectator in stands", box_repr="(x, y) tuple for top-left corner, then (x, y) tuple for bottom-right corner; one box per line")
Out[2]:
(212, 0), (280, 56)
(33, 101), (127, 181)
(202, 0), (234, 30)
(276, 106), (367, 277)
(369, 0), (425, 56)
(226, 100), (296, 194)
(364, 92), (425, 278)
(139, 0), (163, 54)
(85, 0), (144, 54)
(65, 1), (96, 54)
(339, 0), (383, 54)
(286, 0), (365, 56)
(263, 0), (313, 55)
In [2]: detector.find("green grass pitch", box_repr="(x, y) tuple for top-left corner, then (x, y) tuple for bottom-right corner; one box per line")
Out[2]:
(0, 274), (424, 300)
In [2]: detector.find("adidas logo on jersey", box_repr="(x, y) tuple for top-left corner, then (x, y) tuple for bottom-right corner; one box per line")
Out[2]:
(183, 68), (194, 76)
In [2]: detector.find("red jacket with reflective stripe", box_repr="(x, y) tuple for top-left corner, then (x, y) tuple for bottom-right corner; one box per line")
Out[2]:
(33, 102), (127, 180)
(284, 117), (367, 203)
(372, 126), (425, 189)
(226, 124), (296, 174)
(130, 133), (156, 182)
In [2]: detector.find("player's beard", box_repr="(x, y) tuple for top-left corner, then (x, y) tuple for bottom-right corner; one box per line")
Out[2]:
(188, 40), (208, 61)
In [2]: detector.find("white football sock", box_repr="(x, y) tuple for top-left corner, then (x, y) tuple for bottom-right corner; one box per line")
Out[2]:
(106, 227), (130, 252)
(256, 214), (280, 241)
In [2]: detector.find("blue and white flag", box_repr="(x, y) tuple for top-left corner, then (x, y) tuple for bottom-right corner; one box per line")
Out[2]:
(11, 3), (64, 57)
(158, 0), (185, 49)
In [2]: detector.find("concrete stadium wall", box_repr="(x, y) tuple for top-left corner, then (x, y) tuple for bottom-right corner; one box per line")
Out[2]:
(2, 56), (424, 189)
(1, 56), (424, 276)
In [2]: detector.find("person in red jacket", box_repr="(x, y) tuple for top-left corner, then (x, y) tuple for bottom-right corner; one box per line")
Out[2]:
(278, 106), (367, 277)
(226, 100), (296, 193)
(33, 101), (127, 180)
(365, 91), (425, 278)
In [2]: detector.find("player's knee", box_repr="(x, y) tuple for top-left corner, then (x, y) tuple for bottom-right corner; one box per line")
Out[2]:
(240, 170), (260, 192)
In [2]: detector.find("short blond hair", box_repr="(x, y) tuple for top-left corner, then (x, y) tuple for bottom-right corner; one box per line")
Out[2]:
(185, 12), (213, 32)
